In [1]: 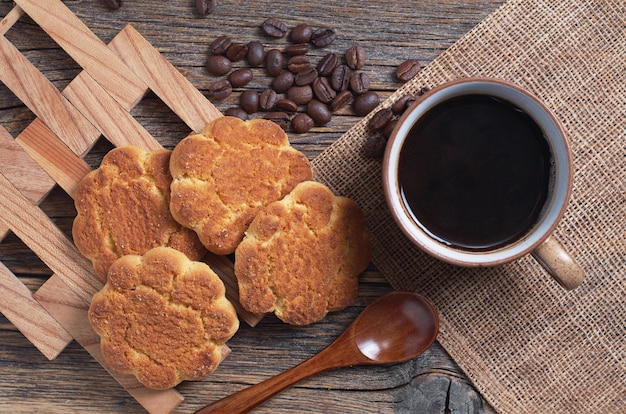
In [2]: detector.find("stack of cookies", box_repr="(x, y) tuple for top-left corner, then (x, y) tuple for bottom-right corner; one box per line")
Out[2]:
(73, 116), (370, 389)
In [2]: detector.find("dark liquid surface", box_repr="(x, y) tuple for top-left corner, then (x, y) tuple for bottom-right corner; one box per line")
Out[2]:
(399, 94), (551, 251)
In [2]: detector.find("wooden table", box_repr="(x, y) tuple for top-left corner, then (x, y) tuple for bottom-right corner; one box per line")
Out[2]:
(0, 1), (504, 412)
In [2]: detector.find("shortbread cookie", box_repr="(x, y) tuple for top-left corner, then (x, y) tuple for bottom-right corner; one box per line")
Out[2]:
(169, 116), (312, 255)
(73, 146), (206, 282)
(235, 181), (371, 325)
(88, 247), (239, 390)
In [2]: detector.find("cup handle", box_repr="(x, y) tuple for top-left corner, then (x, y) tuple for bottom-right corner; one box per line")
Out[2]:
(531, 236), (584, 290)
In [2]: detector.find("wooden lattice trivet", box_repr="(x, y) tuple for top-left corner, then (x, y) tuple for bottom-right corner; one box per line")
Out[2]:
(0, 0), (262, 412)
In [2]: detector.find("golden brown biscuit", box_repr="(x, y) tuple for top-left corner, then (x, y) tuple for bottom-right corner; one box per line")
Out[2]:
(72, 146), (206, 282)
(88, 247), (239, 390)
(234, 181), (371, 325)
(169, 116), (312, 255)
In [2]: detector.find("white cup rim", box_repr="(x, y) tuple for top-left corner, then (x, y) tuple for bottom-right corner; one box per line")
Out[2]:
(382, 78), (573, 267)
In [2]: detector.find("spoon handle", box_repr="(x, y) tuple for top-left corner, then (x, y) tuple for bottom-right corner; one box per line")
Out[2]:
(195, 340), (355, 414)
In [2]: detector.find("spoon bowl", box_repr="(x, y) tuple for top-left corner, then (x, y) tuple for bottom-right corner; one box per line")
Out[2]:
(195, 291), (439, 413)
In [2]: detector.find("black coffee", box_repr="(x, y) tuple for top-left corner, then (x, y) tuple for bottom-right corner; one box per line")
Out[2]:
(398, 94), (552, 251)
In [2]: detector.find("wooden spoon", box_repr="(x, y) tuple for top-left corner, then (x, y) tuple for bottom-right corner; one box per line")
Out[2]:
(195, 290), (439, 413)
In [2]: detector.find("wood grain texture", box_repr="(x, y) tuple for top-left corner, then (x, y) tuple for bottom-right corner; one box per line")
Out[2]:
(0, 0), (505, 412)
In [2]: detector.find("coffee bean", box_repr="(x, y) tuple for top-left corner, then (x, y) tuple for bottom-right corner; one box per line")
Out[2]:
(330, 90), (353, 111)
(259, 89), (278, 111)
(210, 35), (232, 55)
(291, 113), (315, 133)
(247, 41), (265, 67)
(264, 112), (291, 130)
(225, 42), (248, 62)
(206, 55), (232, 76)
(316, 53), (338, 76)
(312, 77), (336, 103)
(396, 59), (421, 82)
(307, 99), (332, 125)
(295, 67), (318, 86)
(382, 117), (398, 139)
(225, 107), (249, 120)
(352, 91), (380, 115)
(391, 94), (416, 114)
(363, 132), (388, 159)
(287, 55), (311, 73)
(195, 0), (215, 16)
(229, 68), (253, 88)
(368, 107), (393, 131)
(275, 98), (299, 113)
(290, 23), (313, 43)
(240, 90), (259, 113)
(208, 79), (232, 100)
(284, 44), (309, 56)
(345, 45), (366, 70)
(330, 65), (351, 92)
(310, 28), (336, 48)
(261, 18), (288, 38)
(272, 70), (295, 93)
(287, 85), (314, 105)
(265, 49), (284, 76)
(104, 0), (122, 10)
(349, 72), (370, 95)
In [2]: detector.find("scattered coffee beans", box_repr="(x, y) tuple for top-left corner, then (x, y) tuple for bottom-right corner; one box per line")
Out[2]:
(225, 107), (249, 120)
(195, 0), (215, 16)
(287, 85), (314, 105)
(368, 108), (393, 131)
(103, 0), (122, 10)
(228, 68), (253, 87)
(208, 79), (232, 100)
(349, 72), (370, 95)
(317, 53), (338, 76)
(261, 18), (289, 38)
(396, 58), (421, 82)
(246, 41), (265, 67)
(311, 28), (336, 48)
(272, 71), (295, 93)
(210, 35), (232, 55)
(259, 89), (278, 111)
(307, 99), (332, 125)
(330, 90), (353, 111)
(353, 91), (380, 115)
(265, 49), (284, 76)
(345, 45), (366, 70)
(291, 113), (315, 133)
(240, 90), (260, 113)
(289, 24), (313, 44)
(206, 55), (232, 76)
(264, 111), (291, 129)
(225, 42), (248, 62)
(203, 19), (425, 139)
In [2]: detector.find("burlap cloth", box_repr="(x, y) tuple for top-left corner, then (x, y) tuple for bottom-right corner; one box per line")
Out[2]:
(311, 0), (626, 412)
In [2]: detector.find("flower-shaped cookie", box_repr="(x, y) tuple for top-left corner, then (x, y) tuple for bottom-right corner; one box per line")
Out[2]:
(88, 247), (239, 389)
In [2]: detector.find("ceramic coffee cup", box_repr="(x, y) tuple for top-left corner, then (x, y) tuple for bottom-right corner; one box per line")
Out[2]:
(383, 78), (584, 290)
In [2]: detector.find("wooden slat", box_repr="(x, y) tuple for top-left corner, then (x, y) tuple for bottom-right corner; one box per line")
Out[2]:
(14, 0), (147, 110)
(16, 119), (91, 199)
(0, 35), (99, 156)
(0, 5), (25, 36)
(109, 25), (223, 133)
(0, 125), (56, 207)
(0, 172), (102, 305)
(34, 276), (185, 414)
(0, 261), (72, 360)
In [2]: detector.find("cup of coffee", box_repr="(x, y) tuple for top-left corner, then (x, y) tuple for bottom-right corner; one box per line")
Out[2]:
(383, 78), (584, 290)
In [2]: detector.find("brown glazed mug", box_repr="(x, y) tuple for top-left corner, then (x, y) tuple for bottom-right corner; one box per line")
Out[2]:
(383, 78), (584, 290)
